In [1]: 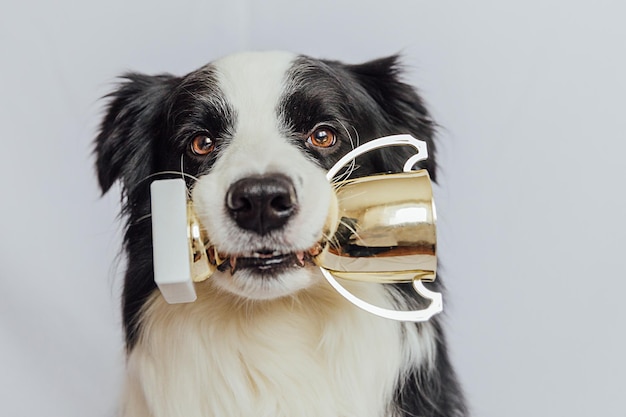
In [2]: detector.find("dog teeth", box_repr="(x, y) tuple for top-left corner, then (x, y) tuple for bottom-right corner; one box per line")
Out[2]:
(307, 243), (322, 257)
(296, 251), (305, 267)
(230, 257), (238, 275)
(224, 250), (309, 273)
(246, 250), (286, 258)
(252, 252), (277, 258)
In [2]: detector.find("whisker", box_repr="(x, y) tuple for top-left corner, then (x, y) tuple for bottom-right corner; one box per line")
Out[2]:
(335, 120), (357, 182)
(128, 163), (199, 227)
(328, 121), (364, 185)
(330, 166), (361, 187)
(140, 170), (201, 184)
(180, 155), (193, 199)
(351, 125), (361, 148)
(131, 213), (153, 225)
(338, 218), (361, 241)
(323, 231), (342, 251)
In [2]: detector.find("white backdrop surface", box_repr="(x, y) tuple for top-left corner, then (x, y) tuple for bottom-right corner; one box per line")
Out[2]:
(1, 1), (625, 416)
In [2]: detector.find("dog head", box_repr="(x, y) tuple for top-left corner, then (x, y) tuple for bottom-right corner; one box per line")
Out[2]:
(96, 51), (435, 301)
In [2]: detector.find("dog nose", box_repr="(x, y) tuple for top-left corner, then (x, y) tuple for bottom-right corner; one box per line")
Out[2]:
(226, 174), (298, 235)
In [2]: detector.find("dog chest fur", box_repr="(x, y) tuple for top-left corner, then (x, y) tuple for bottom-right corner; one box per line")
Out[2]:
(121, 280), (434, 417)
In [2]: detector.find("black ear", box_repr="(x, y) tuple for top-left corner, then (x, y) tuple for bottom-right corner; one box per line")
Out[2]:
(347, 56), (438, 181)
(95, 73), (177, 195)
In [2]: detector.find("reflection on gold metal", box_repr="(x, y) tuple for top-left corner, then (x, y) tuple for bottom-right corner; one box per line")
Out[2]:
(313, 170), (436, 283)
(187, 203), (214, 283)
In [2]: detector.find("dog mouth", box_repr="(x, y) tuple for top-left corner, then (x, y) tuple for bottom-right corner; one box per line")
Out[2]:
(215, 247), (322, 275)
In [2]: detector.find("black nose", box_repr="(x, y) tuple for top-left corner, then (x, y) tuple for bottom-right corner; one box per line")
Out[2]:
(225, 174), (298, 235)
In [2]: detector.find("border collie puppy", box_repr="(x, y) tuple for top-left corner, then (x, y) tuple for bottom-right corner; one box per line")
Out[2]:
(95, 51), (467, 417)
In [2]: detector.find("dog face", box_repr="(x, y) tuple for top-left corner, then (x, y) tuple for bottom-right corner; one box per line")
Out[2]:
(188, 52), (334, 300)
(96, 51), (436, 302)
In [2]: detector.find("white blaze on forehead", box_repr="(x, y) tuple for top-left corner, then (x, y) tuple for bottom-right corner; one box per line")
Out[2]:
(208, 50), (313, 180)
(213, 51), (296, 139)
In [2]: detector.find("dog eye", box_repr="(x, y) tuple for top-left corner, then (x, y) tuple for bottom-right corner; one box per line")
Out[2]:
(307, 127), (336, 149)
(190, 134), (216, 156)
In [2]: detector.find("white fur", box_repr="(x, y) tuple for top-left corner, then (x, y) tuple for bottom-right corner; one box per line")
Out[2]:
(121, 279), (435, 417)
(120, 52), (437, 417)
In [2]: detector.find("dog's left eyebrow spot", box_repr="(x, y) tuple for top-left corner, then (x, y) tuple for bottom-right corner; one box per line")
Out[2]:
(169, 68), (237, 139)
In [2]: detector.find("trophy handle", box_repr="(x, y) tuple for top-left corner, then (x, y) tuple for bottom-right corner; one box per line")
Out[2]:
(326, 134), (429, 180)
(323, 134), (443, 322)
(319, 268), (442, 322)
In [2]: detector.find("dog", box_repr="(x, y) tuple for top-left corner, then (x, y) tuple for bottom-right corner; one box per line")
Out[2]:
(95, 51), (467, 417)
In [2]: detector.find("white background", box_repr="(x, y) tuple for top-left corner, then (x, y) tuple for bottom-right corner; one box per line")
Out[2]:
(1, 1), (625, 416)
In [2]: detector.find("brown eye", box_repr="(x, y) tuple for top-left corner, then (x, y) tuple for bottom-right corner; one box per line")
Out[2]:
(307, 127), (336, 148)
(190, 134), (215, 156)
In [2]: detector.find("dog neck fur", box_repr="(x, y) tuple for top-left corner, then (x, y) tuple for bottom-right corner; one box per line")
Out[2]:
(122, 280), (435, 417)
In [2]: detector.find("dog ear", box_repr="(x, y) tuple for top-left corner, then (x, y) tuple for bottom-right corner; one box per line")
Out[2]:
(95, 73), (177, 195)
(346, 56), (438, 181)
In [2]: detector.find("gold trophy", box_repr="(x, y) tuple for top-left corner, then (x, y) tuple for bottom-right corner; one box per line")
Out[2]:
(152, 135), (442, 322)
(313, 135), (441, 322)
(314, 170), (436, 283)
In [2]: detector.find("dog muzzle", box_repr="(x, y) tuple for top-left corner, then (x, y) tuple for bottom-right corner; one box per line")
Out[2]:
(150, 134), (442, 322)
